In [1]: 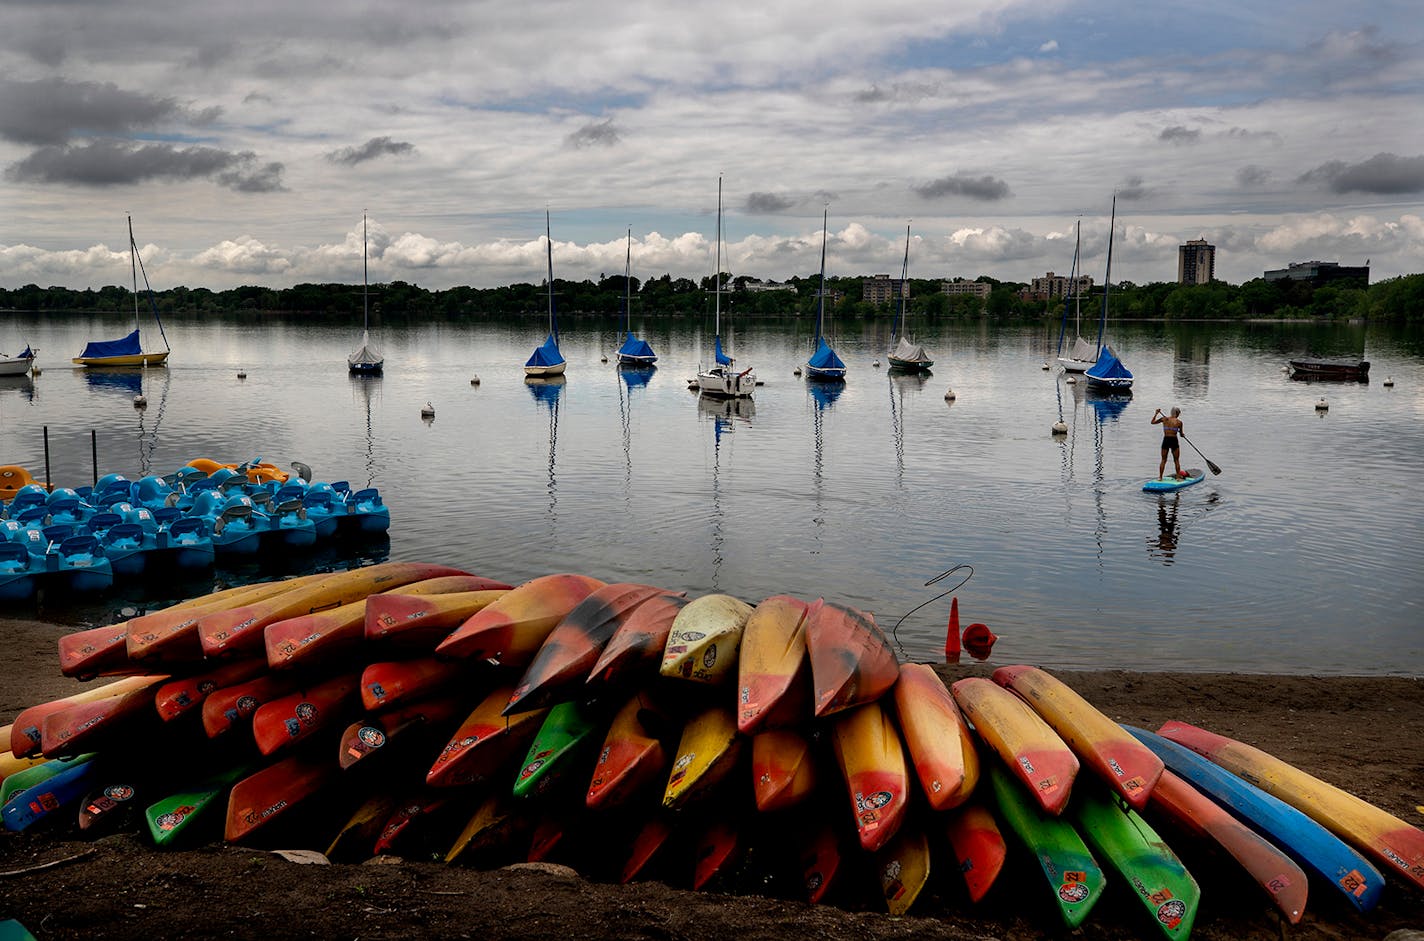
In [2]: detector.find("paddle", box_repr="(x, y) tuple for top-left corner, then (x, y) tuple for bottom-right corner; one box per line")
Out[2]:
(1179, 432), (1222, 476)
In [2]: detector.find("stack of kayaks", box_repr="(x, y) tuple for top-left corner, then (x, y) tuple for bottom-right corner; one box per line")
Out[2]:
(4, 565), (1422, 936)
(0, 459), (392, 600)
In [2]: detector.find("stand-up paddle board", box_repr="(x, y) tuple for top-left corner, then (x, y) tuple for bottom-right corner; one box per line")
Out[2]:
(1143, 470), (1204, 493)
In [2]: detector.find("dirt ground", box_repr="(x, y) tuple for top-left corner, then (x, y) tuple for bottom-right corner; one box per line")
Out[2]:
(2, 613), (1422, 941)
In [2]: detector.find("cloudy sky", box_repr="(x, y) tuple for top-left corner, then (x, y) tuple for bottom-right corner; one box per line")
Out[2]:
(2, 0), (1422, 293)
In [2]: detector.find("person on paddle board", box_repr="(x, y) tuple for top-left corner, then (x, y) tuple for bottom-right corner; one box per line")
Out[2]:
(1152, 407), (1185, 480)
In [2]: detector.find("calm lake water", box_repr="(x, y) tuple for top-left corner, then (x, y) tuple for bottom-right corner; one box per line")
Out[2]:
(2, 312), (1421, 676)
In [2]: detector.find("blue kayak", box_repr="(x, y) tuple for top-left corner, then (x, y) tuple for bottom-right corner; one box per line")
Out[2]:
(1143, 470), (1204, 492)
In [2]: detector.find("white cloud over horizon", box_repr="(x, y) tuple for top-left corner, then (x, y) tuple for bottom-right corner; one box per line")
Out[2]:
(1, 0), (1421, 292)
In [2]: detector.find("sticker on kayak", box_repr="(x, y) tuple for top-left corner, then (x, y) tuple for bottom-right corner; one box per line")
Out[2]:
(702, 645), (717, 669)
(104, 784), (136, 802)
(1059, 882), (1092, 903)
(357, 727), (386, 749)
(1157, 899), (1187, 929)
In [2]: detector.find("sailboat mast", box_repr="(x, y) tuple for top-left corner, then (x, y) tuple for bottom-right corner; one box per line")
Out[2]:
(894, 223), (910, 343)
(624, 228), (632, 336)
(1056, 219), (1080, 357)
(816, 208), (828, 343)
(545, 209), (558, 344)
(1097, 196), (1116, 356)
(714, 176), (722, 337)
(128, 215), (140, 331)
(362, 213), (370, 333)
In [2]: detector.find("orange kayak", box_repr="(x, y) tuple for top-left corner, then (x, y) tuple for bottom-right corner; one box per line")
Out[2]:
(751, 727), (818, 813)
(736, 595), (812, 734)
(434, 573), (606, 668)
(251, 672), (362, 756)
(199, 562), (472, 658)
(426, 686), (548, 789)
(364, 589), (511, 648)
(201, 673), (302, 739)
(154, 659), (268, 722)
(40, 682), (165, 757)
(339, 694), (466, 771)
(804, 599), (899, 718)
(586, 693), (669, 811)
(945, 801), (1008, 903)
(892, 663), (978, 811)
(506, 582), (670, 714)
(586, 592), (689, 688)
(11, 674), (168, 757)
(360, 657), (464, 713)
(830, 699), (909, 853)
(951, 677), (1079, 816)
(225, 754), (336, 843)
(124, 573), (330, 663)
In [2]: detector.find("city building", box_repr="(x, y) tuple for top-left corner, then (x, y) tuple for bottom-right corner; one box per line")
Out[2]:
(1263, 260), (1370, 285)
(862, 274), (908, 305)
(1028, 271), (1094, 301)
(742, 278), (797, 293)
(942, 280), (991, 298)
(1178, 239), (1216, 285)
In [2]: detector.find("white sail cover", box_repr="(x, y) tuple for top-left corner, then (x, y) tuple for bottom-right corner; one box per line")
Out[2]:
(891, 336), (931, 364)
(1069, 336), (1096, 362)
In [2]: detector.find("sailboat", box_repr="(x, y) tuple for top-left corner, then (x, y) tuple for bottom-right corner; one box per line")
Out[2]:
(347, 213), (384, 375)
(804, 209), (847, 382)
(1085, 197), (1134, 391)
(695, 177), (755, 398)
(525, 210), (567, 377)
(0, 344), (36, 377)
(886, 224), (933, 371)
(74, 216), (171, 367)
(1054, 220), (1095, 373)
(615, 229), (657, 367)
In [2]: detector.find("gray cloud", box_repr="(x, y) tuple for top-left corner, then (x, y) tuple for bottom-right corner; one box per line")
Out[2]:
(911, 173), (1011, 202)
(326, 136), (417, 166)
(1159, 126), (1200, 145)
(1236, 165), (1271, 188)
(1298, 152), (1424, 195)
(1116, 175), (1152, 200)
(6, 140), (286, 192)
(853, 81), (941, 104)
(744, 192), (796, 213)
(565, 119), (621, 149)
(0, 78), (212, 146)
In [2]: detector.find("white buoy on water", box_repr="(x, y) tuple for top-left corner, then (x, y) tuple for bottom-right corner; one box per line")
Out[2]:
(1315, 397), (1328, 411)
(133, 395), (147, 408)
(237, 369), (246, 379)
(421, 402), (435, 418)
(1065, 375), (1077, 385)
(793, 367), (802, 377)
(944, 387), (956, 401)
(1383, 376), (1394, 387)
(1052, 420), (1067, 435)
(872, 360), (880, 368)
(1041, 362), (1050, 370)
(470, 375), (481, 385)
(600, 355), (608, 363)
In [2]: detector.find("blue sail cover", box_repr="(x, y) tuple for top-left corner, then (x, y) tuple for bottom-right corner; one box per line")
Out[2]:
(79, 329), (143, 359)
(807, 336), (846, 373)
(617, 333), (657, 362)
(525, 334), (565, 368)
(714, 335), (732, 367)
(1086, 345), (1133, 386)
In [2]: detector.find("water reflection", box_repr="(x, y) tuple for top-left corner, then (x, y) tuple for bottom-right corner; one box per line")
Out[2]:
(0, 375), (35, 403)
(350, 375), (381, 488)
(697, 394), (754, 590)
(616, 365), (652, 495)
(81, 368), (144, 398)
(527, 376), (565, 527)
(1148, 492), (1182, 564)
(134, 366), (172, 476)
(888, 371), (929, 487)
(808, 381), (842, 552)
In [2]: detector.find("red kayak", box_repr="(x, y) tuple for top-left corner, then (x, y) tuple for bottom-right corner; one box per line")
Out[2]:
(201, 673), (302, 739)
(585, 592), (690, 688)
(250, 672), (362, 756)
(363, 588), (511, 648)
(426, 686), (548, 789)
(434, 573), (605, 668)
(360, 658), (464, 713)
(804, 599), (899, 718)
(154, 659), (268, 723)
(225, 755), (337, 842)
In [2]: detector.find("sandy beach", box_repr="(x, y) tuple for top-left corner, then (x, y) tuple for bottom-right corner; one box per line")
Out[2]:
(2, 613), (1422, 940)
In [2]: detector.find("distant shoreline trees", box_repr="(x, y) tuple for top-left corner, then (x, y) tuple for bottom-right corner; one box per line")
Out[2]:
(1, 272), (1419, 323)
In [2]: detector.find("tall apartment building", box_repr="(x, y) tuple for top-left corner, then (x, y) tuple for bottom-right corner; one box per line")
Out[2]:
(862, 274), (908, 305)
(1178, 239), (1216, 284)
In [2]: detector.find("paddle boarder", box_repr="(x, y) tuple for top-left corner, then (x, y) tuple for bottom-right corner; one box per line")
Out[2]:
(1152, 407), (1185, 480)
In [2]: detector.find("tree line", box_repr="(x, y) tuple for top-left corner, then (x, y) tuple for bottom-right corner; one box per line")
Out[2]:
(2, 271), (1420, 323)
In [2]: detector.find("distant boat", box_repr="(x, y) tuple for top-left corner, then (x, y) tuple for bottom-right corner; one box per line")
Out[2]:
(1287, 358), (1370, 381)
(347, 213), (383, 375)
(886, 223), (933, 372)
(804, 208), (847, 382)
(1085, 197), (1133, 391)
(525, 210), (567, 378)
(696, 177), (755, 398)
(0, 344), (36, 377)
(615, 228), (657, 367)
(1055, 219), (1095, 373)
(73, 216), (171, 368)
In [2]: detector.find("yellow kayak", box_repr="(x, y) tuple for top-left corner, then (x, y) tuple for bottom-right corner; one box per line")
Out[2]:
(663, 705), (742, 809)
(831, 700), (910, 853)
(660, 593), (753, 685)
(434, 573), (606, 668)
(875, 823), (931, 916)
(736, 595), (812, 734)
